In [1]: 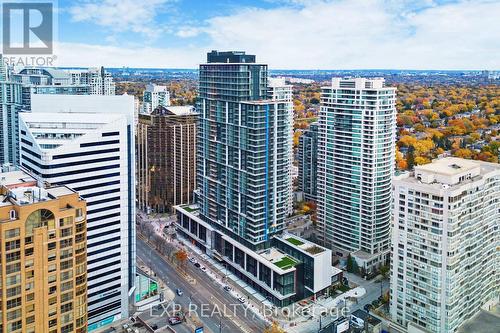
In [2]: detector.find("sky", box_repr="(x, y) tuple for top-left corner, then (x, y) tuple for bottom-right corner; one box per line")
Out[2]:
(47, 0), (500, 69)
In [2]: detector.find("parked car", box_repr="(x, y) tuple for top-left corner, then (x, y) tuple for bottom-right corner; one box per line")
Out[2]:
(194, 262), (201, 268)
(237, 297), (246, 303)
(189, 257), (196, 263)
(176, 289), (183, 296)
(363, 304), (373, 312)
(200, 266), (207, 271)
(223, 285), (231, 292)
(168, 317), (182, 325)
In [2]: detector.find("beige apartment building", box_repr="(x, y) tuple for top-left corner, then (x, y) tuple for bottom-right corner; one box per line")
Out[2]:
(0, 169), (87, 333)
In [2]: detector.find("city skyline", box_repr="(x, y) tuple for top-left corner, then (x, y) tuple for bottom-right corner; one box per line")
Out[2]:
(16, 0), (500, 70)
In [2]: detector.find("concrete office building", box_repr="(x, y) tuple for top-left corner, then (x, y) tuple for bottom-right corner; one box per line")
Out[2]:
(141, 84), (170, 114)
(317, 78), (397, 272)
(175, 51), (339, 307)
(0, 168), (87, 333)
(137, 105), (197, 213)
(0, 57), (22, 165)
(298, 122), (319, 201)
(19, 94), (135, 331)
(390, 157), (499, 333)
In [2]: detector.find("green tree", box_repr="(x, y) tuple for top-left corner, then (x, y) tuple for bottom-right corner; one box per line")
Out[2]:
(346, 254), (359, 274)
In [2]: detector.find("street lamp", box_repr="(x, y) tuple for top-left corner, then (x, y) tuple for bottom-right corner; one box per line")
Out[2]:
(218, 315), (224, 333)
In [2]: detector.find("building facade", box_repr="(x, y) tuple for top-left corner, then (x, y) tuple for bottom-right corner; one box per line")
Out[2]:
(18, 94), (135, 331)
(13, 67), (115, 111)
(0, 169), (87, 333)
(390, 158), (500, 333)
(175, 51), (338, 307)
(268, 77), (294, 216)
(0, 58), (22, 165)
(316, 78), (396, 272)
(137, 105), (197, 213)
(68, 67), (116, 95)
(141, 84), (170, 114)
(196, 50), (293, 249)
(298, 122), (319, 201)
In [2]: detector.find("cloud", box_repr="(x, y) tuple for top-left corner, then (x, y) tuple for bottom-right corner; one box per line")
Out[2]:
(176, 26), (203, 38)
(69, 0), (174, 38)
(197, 0), (500, 69)
(53, 42), (203, 68)
(60, 0), (500, 69)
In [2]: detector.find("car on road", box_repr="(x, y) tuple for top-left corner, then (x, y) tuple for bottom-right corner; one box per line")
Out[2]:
(237, 297), (246, 303)
(168, 317), (182, 325)
(223, 285), (231, 292)
(176, 288), (183, 296)
(194, 262), (201, 268)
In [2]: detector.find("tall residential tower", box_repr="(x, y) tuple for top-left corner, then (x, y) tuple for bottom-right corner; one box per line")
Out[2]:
(175, 51), (339, 307)
(137, 105), (197, 213)
(298, 122), (319, 201)
(0, 168), (87, 333)
(0, 57), (22, 165)
(317, 78), (396, 272)
(391, 158), (499, 333)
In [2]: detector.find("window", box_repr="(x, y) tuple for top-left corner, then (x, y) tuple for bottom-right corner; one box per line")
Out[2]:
(5, 239), (20, 251)
(6, 297), (22, 309)
(25, 209), (55, 235)
(6, 251), (20, 262)
(7, 285), (21, 298)
(5, 228), (20, 238)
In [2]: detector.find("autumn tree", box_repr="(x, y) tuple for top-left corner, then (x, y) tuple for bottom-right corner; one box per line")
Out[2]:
(175, 249), (189, 271)
(264, 322), (285, 333)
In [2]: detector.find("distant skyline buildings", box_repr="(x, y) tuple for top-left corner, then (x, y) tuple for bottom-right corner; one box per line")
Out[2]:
(317, 78), (397, 272)
(141, 83), (170, 114)
(19, 94), (136, 331)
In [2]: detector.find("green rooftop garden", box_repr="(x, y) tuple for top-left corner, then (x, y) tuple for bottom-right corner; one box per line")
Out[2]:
(183, 205), (198, 213)
(274, 256), (298, 270)
(286, 237), (304, 246)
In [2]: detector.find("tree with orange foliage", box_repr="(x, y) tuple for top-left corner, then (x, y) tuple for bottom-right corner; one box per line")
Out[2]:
(175, 249), (189, 271)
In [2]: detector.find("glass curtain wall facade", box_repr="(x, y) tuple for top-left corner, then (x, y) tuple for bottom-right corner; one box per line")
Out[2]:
(196, 51), (293, 251)
(317, 78), (396, 260)
(298, 122), (319, 201)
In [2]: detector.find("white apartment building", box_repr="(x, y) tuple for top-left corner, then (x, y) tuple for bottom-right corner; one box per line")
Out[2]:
(317, 78), (397, 272)
(268, 77), (294, 216)
(19, 94), (136, 331)
(69, 67), (116, 95)
(391, 157), (499, 333)
(141, 83), (170, 114)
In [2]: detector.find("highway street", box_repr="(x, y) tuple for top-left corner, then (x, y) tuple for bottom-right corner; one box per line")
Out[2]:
(137, 238), (268, 333)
